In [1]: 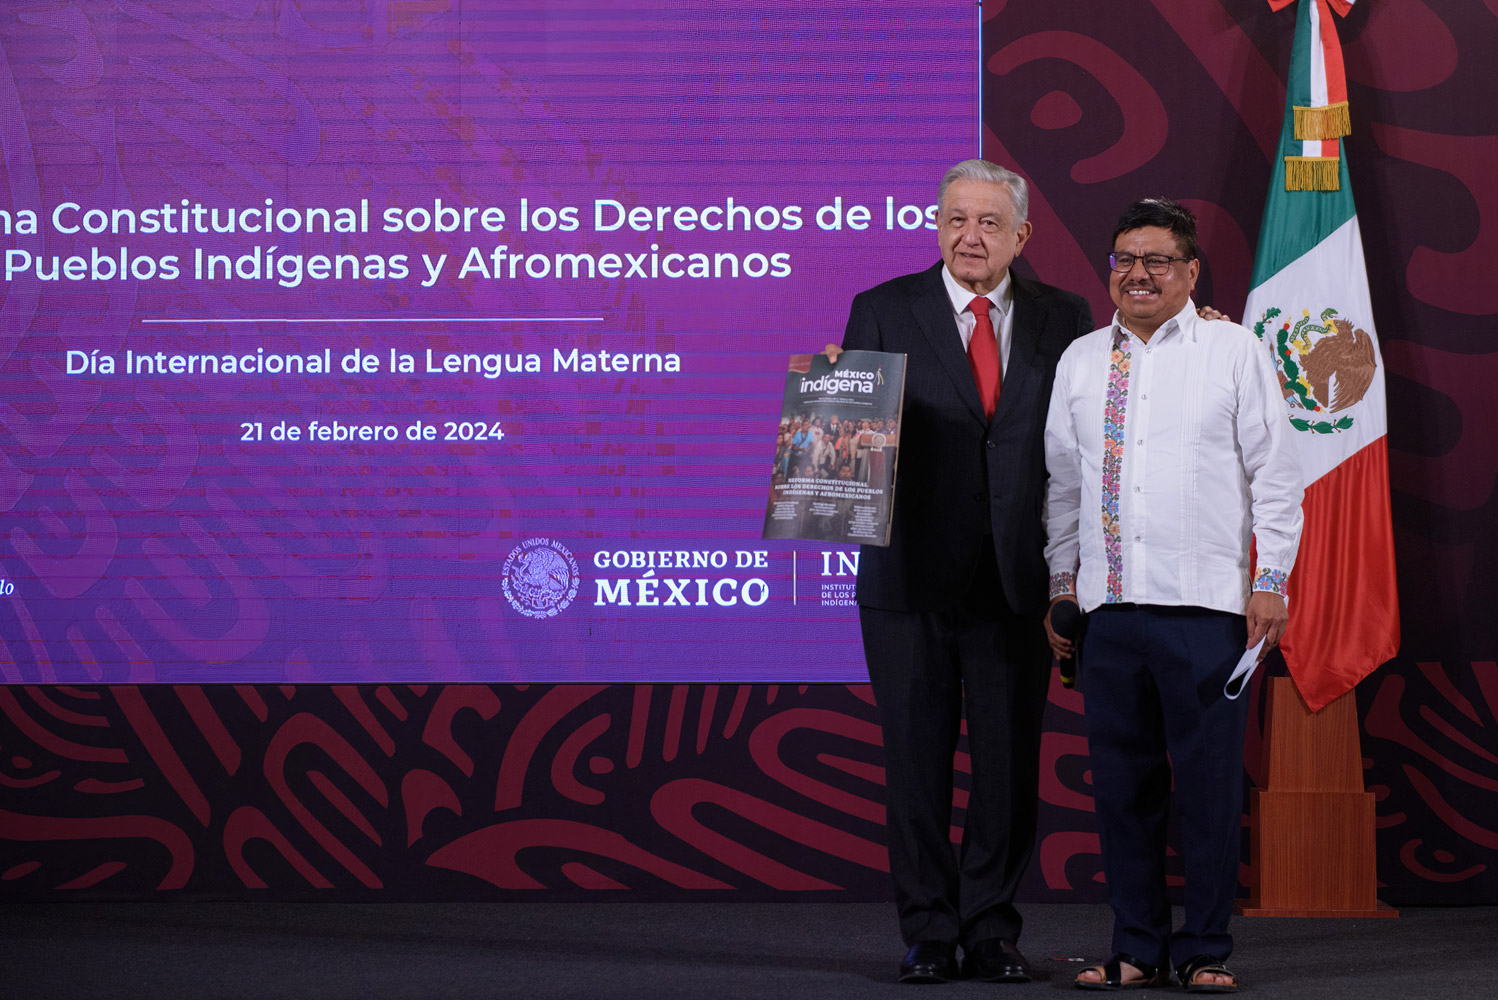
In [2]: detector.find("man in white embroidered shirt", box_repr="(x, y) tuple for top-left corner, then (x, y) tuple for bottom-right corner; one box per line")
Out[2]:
(1042, 199), (1303, 993)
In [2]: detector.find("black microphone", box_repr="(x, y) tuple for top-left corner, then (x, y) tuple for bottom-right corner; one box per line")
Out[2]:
(1051, 600), (1083, 689)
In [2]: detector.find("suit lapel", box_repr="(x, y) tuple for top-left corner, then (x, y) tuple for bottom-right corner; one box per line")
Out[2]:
(991, 273), (1045, 425)
(911, 263), (988, 425)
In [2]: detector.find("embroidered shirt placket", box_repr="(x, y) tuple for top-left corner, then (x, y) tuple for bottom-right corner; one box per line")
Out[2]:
(1102, 327), (1133, 604)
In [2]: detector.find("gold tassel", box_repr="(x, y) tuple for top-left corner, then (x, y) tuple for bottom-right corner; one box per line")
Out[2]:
(1284, 156), (1341, 191)
(1293, 101), (1351, 140)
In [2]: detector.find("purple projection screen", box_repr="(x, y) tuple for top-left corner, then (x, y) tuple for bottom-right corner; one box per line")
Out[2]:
(0, 2), (978, 683)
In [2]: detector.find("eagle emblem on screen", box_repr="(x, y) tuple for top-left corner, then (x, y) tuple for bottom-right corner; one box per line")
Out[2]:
(502, 538), (580, 618)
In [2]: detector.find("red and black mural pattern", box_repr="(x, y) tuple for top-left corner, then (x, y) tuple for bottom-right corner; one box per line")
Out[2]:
(0, 679), (1091, 900)
(2, 669), (1494, 903)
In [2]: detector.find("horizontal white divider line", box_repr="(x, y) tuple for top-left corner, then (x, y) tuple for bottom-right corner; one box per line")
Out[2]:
(141, 316), (605, 324)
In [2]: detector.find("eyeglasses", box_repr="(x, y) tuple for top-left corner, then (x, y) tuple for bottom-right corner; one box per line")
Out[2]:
(1108, 252), (1193, 275)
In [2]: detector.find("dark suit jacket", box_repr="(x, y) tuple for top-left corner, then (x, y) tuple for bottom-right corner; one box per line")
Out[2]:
(842, 261), (1093, 618)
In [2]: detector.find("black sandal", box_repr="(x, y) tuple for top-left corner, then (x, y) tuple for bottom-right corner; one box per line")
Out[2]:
(1175, 954), (1240, 993)
(1074, 952), (1171, 991)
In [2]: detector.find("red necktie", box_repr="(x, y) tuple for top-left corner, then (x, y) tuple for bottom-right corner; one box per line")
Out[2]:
(967, 296), (1001, 419)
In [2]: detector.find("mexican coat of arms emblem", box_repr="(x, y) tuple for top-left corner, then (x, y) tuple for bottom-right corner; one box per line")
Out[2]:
(1253, 306), (1377, 434)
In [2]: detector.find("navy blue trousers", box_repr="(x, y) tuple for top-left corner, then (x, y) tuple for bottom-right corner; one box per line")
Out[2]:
(1080, 604), (1250, 968)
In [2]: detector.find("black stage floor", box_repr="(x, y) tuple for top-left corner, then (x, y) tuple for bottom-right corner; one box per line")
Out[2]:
(1, 901), (1492, 999)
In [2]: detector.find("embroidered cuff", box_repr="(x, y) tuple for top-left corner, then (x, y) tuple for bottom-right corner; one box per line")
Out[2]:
(1049, 572), (1077, 601)
(1252, 567), (1290, 598)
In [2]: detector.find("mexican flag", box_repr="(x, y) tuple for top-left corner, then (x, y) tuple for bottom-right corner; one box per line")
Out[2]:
(1244, 0), (1399, 712)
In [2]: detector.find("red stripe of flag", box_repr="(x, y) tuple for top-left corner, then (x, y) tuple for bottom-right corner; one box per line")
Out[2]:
(1280, 436), (1400, 711)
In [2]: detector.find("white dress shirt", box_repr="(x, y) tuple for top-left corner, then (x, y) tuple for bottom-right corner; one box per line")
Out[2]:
(941, 264), (1013, 379)
(1044, 300), (1303, 615)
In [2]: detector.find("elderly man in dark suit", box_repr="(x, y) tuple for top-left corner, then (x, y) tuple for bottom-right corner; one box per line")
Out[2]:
(827, 159), (1092, 984)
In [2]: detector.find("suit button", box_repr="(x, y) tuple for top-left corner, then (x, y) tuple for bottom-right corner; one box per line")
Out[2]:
(987, 440), (996, 449)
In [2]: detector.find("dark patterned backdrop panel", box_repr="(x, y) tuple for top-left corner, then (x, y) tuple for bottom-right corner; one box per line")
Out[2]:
(982, 0), (1498, 905)
(1, 670), (1491, 903)
(0, 677), (1145, 901)
(4, 0), (1497, 905)
(0, 683), (911, 899)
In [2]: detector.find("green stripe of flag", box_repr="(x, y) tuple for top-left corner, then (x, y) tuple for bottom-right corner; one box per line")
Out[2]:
(1249, 0), (1357, 287)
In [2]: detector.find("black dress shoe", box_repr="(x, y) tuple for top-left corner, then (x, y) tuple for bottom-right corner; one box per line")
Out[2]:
(962, 938), (1032, 983)
(898, 941), (958, 984)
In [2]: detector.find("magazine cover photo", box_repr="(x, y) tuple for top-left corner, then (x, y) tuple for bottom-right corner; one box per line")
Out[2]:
(762, 350), (906, 547)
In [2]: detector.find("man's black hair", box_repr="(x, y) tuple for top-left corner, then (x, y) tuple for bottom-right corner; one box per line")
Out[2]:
(1111, 198), (1198, 260)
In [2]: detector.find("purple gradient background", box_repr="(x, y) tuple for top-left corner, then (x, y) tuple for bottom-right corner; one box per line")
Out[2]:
(0, 1), (977, 683)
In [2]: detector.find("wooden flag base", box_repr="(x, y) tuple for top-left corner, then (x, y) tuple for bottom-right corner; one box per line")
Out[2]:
(1237, 676), (1397, 918)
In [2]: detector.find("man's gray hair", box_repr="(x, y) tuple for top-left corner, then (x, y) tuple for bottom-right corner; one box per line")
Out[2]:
(937, 159), (1029, 226)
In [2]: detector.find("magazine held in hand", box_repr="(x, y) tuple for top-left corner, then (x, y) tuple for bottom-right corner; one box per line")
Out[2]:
(762, 350), (906, 547)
